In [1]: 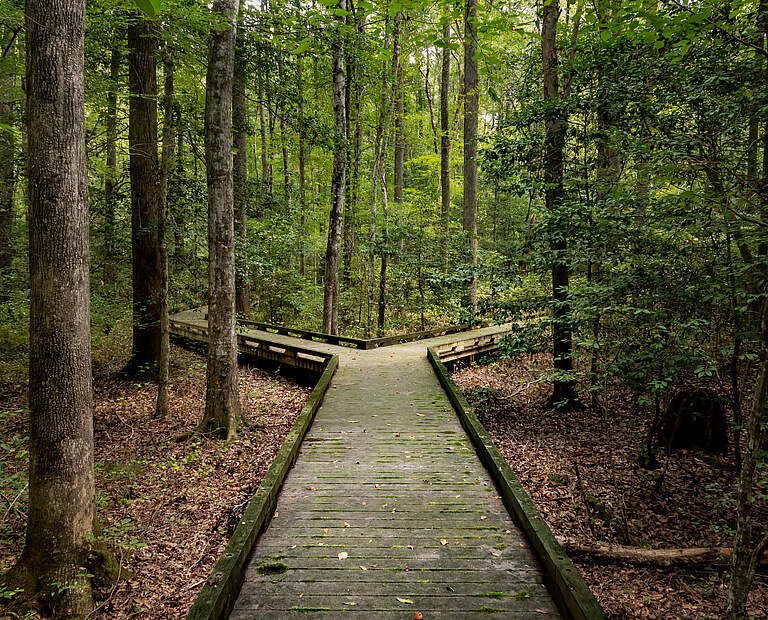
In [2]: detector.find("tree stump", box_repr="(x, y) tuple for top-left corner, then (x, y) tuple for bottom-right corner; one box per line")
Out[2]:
(657, 389), (728, 454)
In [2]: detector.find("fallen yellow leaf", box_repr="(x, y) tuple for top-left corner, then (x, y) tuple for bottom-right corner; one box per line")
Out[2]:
(480, 515), (487, 520)
(440, 538), (448, 545)
(338, 552), (348, 560)
(397, 597), (414, 604)
(360, 565), (367, 570)
(345, 601), (357, 606)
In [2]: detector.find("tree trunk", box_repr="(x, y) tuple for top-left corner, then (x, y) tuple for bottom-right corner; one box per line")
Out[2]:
(202, 0), (239, 439)
(126, 17), (164, 382)
(298, 56), (307, 277)
(322, 0), (347, 336)
(367, 6), (391, 338)
(5, 0), (95, 612)
(102, 43), (121, 284)
(440, 19), (451, 261)
(257, 48), (270, 199)
(233, 0), (250, 316)
(727, 294), (768, 618)
(393, 11), (405, 207)
(463, 0), (478, 316)
(156, 41), (173, 418)
(277, 51), (291, 214)
(377, 170), (389, 331)
(542, 0), (577, 405)
(173, 105), (185, 266)
(0, 23), (16, 274)
(559, 538), (768, 568)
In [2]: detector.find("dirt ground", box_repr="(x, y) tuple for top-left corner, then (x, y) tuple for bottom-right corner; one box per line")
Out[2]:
(0, 345), (310, 619)
(452, 352), (768, 619)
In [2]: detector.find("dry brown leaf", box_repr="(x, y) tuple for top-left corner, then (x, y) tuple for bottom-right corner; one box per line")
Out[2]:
(440, 538), (448, 545)
(414, 613), (424, 620)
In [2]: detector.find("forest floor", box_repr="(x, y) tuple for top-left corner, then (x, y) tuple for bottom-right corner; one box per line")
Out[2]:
(0, 344), (310, 619)
(452, 353), (768, 619)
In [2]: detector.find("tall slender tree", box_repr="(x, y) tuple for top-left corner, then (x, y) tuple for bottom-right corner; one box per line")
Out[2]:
(542, 0), (577, 405)
(463, 0), (479, 316)
(201, 0), (239, 439)
(0, 24), (16, 275)
(126, 16), (167, 383)
(102, 42), (122, 284)
(2, 0), (96, 612)
(440, 18), (451, 256)
(233, 0), (250, 316)
(322, 0), (347, 335)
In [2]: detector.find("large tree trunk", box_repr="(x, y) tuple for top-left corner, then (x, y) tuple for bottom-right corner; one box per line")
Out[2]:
(4, 0), (95, 613)
(440, 19), (451, 261)
(126, 17), (164, 381)
(233, 0), (250, 317)
(542, 0), (577, 405)
(727, 294), (768, 618)
(463, 0), (478, 317)
(0, 24), (16, 274)
(202, 0), (239, 439)
(322, 0), (347, 335)
(102, 43), (121, 284)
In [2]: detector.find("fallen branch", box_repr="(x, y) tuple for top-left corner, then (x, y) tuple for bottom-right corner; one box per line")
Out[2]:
(557, 537), (768, 568)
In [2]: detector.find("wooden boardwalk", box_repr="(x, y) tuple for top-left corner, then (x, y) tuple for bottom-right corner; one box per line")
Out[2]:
(172, 310), (561, 618)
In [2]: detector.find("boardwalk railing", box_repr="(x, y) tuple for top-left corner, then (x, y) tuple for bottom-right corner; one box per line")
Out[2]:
(428, 346), (607, 620)
(239, 318), (480, 350)
(170, 318), (332, 375)
(187, 354), (339, 620)
(432, 330), (509, 363)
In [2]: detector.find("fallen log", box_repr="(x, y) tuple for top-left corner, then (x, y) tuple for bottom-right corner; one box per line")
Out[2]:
(557, 537), (768, 568)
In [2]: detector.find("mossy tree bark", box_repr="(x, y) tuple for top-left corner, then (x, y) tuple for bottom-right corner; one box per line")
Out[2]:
(3, 0), (96, 614)
(202, 0), (239, 440)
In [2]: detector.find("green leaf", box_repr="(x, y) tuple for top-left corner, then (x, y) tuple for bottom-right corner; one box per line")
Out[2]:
(293, 38), (312, 55)
(133, 0), (162, 18)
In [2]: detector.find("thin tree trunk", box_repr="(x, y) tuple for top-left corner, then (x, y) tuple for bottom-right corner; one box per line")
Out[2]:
(5, 0), (95, 612)
(367, 5), (391, 337)
(173, 105), (185, 266)
(440, 19), (451, 261)
(257, 48), (270, 199)
(298, 56), (307, 277)
(463, 0), (478, 316)
(542, 0), (577, 405)
(727, 295), (768, 618)
(126, 17), (164, 382)
(393, 11), (405, 207)
(323, 0), (347, 335)
(0, 24), (16, 274)
(201, 0), (239, 439)
(342, 7), (361, 287)
(156, 41), (173, 418)
(102, 43), (121, 284)
(233, 0), (250, 316)
(378, 169), (389, 331)
(277, 51), (291, 214)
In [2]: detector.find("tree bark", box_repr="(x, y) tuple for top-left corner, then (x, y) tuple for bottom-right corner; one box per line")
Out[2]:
(277, 51), (291, 214)
(155, 41), (173, 418)
(463, 0), (479, 316)
(727, 294), (768, 618)
(126, 17), (164, 382)
(393, 11), (405, 207)
(542, 0), (577, 405)
(559, 538), (768, 568)
(102, 43), (121, 284)
(4, 0), (95, 612)
(440, 19), (451, 260)
(367, 5), (391, 337)
(202, 0), (239, 439)
(0, 23), (16, 274)
(257, 47), (270, 199)
(233, 0), (250, 316)
(322, 0), (347, 335)
(298, 56), (307, 277)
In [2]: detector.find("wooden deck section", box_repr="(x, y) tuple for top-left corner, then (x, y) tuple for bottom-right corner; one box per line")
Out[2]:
(170, 310), (563, 619)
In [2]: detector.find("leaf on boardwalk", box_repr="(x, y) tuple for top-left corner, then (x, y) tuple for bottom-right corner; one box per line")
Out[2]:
(480, 515), (487, 520)
(414, 613), (424, 620)
(344, 521), (351, 527)
(345, 601), (357, 605)
(338, 551), (348, 560)
(440, 538), (448, 545)
(307, 486), (316, 491)
(397, 597), (414, 604)
(535, 610), (548, 614)
(491, 551), (501, 556)
(359, 565), (367, 570)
